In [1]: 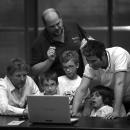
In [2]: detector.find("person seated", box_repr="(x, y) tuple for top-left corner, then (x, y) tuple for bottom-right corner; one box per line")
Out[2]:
(82, 85), (126, 118)
(38, 70), (59, 95)
(0, 58), (40, 116)
(89, 85), (114, 118)
(59, 50), (90, 112)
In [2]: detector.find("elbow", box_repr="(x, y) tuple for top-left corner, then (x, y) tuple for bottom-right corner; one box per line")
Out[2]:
(0, 103), (8, 115)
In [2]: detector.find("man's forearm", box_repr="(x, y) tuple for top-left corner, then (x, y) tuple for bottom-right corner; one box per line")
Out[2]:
(114, 84), (124, 114)
(72, 88), (86, 115)
(32, 59), (54, 75)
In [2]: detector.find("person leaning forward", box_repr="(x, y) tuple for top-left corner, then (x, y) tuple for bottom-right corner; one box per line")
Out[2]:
(31, 8), (91, 79)
(72, 40), (130, 119)
(0, 58), (40, 116)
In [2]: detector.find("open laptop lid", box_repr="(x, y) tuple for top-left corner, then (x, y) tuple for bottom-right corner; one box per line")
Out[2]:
(27, 95), (72, 124)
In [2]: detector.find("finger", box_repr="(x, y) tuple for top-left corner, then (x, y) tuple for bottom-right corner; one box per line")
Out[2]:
(49, 46), (56, 50)
(80, 38), (87, 49)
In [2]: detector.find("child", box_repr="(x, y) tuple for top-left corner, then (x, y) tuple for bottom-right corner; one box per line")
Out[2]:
(59, 50), (90, 107)
(38, 70), (59, 95)
(89, 85), (114, 117)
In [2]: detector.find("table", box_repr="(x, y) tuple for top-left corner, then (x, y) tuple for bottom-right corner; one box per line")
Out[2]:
(0, 116), (130, 130)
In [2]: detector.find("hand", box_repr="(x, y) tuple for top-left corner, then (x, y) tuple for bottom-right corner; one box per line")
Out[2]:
(104, 111), (120, 119)
(47, 46), (56, 61)
(80, 38), (87, 49)
(23, 107), (28, 117)
(71, 110), (82, 118)
(80, 36), (95, 49)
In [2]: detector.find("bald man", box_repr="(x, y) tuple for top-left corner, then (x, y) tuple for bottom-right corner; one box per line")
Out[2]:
(31, 8), (89, 80)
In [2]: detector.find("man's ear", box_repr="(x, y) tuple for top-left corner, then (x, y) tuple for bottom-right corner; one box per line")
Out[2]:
(76, 63), (79, 69)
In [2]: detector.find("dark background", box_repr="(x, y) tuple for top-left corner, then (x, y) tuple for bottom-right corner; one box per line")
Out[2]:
(0, 0), (130, 76)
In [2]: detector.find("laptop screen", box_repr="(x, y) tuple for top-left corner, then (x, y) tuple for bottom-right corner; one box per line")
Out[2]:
(27, 95), (72, 124)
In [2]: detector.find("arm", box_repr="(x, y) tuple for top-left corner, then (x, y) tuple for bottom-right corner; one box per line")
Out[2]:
(72, 76), (91, 117)
(32, 59), (54, 75)
(113, 71), (125, 115)
(0, 86), (24, 115)
(32, 46), (56, 75)
(105, 71), (126, 119)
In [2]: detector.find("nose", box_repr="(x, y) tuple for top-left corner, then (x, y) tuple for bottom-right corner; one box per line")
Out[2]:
(20, 75), (25, 81)
(48, 86), (52, 90)
(54, 24), (59, 30)
(89, 63), (93, 68)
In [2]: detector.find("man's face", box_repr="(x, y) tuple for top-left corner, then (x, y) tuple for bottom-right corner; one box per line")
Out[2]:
(9, 70), (27, 89)
(62, 60), (78, 79)
(45, 12), (63, 37)
(86, 55), (103, 70)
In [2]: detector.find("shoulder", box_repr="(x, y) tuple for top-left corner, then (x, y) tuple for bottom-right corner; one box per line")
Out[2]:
(107, 46), (129, 56)
(77, 75), (82, 81)
(58, 75), (67, 81)
(32, 29), (48, 47)
(0, 77), (9, 89)
(0, 78), (7, 87)
(100, 105), (113, 112)
(26, 76), (36, 84)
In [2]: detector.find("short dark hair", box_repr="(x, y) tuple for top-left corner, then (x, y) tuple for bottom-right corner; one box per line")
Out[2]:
(41, 8), (61, 25)
(60, 50), (79, 65)
(6, 58), (29, 76)
(90, 85), (114, 106)
(82, 40), (106, 59)
(39, 70), (58, 86)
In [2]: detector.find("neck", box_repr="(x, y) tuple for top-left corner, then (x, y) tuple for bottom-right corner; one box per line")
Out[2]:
(101, 52), (108, 69)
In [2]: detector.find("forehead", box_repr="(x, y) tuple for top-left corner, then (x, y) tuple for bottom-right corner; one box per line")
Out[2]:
(13, 70), (27, 75)
(45, 12), (60, 26)
(91, 91), (100, 95)
(62, 60), (76, 66)
(86, 55), (98, 61)
(43, 79), (56, 84)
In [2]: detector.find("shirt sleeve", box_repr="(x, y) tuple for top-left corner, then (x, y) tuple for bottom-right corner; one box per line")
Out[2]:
(115, 51), (129, 72)
(0, 81), (24, 115)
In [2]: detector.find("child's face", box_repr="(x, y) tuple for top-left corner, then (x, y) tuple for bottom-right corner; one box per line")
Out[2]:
(43, 79), (58, 95)
(90, 91), (104, 110)
(62, 59), (78, 79)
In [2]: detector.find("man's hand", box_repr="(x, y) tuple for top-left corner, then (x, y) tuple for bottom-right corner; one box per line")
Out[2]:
(71, 111), (81, 118)
(23, 106), (28, 117)
(104, 111), (120, 119)
(47, 46), (56, 61)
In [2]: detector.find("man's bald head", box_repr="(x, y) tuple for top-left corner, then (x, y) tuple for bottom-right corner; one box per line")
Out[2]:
(41, 8), (61, 26)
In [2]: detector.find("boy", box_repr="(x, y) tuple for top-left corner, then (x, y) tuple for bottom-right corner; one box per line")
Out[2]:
(39, 70), (59, 95)
(59, 50), (89, 108)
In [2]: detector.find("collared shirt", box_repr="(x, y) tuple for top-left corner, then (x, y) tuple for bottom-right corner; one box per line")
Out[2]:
(0, 76), (40, 115)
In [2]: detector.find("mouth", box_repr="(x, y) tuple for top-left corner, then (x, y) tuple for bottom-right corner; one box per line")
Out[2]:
(91, 101), (96, 106)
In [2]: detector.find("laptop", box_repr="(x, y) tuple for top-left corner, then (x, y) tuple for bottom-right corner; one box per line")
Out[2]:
(27, 95), (78, 124)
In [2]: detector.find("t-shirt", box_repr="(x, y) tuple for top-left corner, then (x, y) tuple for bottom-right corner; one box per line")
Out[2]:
(83, 47), (130, 100)
(90, 105), (113, 117)
(58, 75), (82, 105)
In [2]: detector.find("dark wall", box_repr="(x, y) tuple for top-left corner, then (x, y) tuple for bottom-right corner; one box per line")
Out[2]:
(0, 0), (130, 77)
